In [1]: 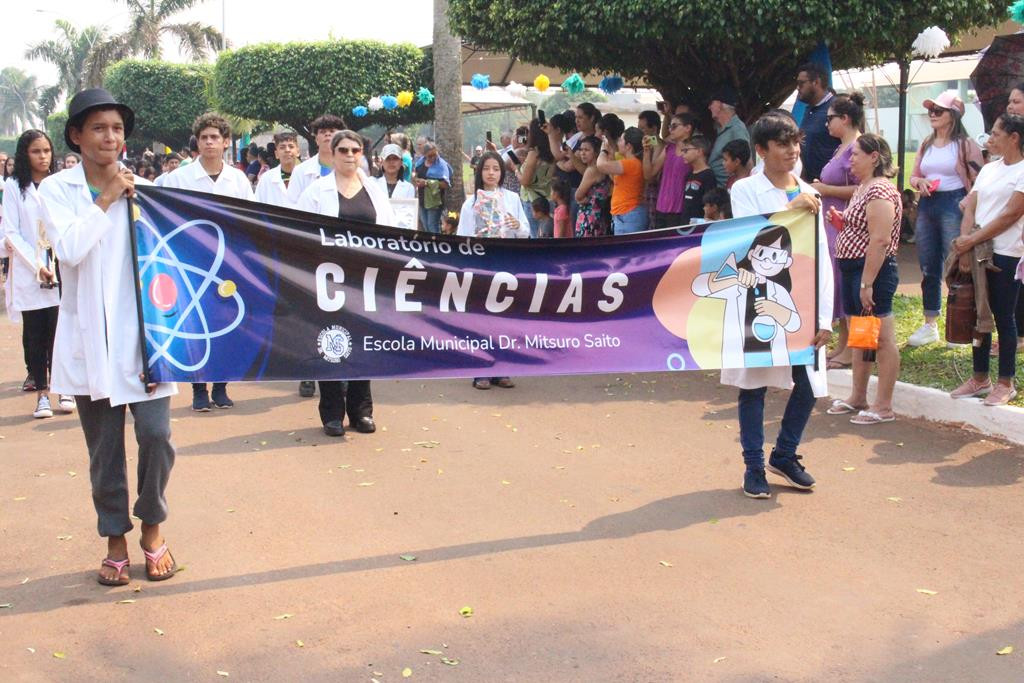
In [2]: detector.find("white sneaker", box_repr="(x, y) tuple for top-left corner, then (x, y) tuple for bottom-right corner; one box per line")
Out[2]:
(58, 395), (76, 413)
(33, 395), (53, 419)
(907, 323), (940, 347)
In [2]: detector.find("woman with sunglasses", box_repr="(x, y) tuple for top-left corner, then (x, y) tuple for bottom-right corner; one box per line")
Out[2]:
(298, 130), (398, 437)
(906, 90), (983, 348)
(645, 113), (696, 229)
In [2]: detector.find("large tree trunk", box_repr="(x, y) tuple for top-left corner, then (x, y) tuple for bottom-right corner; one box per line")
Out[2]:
(432, 0), (465, 210)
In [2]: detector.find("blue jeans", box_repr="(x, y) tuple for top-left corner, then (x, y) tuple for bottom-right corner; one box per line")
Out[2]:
(737, 366), (816, 469)
(915, 189), (966, 316)
(974, 253), (1021, 379)
(612, 204), (649, 235)
(420, 206), (442, 234)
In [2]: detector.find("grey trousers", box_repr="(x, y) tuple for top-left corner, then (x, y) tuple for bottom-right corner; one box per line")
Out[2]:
(76, 395), (175, 537)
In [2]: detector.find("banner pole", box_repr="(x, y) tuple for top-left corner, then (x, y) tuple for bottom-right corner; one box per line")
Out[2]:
(126, 195), (152, 386)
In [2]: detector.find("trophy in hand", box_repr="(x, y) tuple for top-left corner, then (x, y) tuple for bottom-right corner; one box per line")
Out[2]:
(36, 219), (57, 289)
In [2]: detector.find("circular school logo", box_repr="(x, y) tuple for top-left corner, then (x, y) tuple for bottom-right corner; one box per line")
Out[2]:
(317, 325), (353, 363)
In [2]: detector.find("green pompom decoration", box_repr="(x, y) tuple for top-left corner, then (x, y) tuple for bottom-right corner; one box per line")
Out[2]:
(1012, 0), (1024, 24)
(417, 87), (434, 105)
(562, 73), (586, 95)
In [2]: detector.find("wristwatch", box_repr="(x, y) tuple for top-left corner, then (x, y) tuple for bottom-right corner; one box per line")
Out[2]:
(860, 282), (872, 289)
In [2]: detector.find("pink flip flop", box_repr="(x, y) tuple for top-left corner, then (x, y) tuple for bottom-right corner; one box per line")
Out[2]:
(140, 542), (178, 582)
(98, 557), (131, 586)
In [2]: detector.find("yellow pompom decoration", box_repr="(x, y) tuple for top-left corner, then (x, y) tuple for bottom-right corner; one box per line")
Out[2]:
(534, 74), (551, 92)
(397, 90), (414, 108)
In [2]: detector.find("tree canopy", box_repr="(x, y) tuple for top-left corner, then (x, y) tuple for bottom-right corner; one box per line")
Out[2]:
(105, 60), (213, 149)
(212, 40), (433, 144)
(25, 20), (111, 119)
(448, 0), (1006, 121)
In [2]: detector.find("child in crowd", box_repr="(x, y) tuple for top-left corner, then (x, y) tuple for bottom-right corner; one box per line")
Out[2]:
(441, 211), (459, 235)
(899, 188), (918, 244)
(550, 179), (572, 238)
(702, 187), (732, 221)
(532, 197), (554, 238)
(681, 135), (717, 224)
(722, 138), (751, 189)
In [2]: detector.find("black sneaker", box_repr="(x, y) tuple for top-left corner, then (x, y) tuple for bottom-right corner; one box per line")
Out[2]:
(211, 384), (234, 409)
(743, 468), (771, 499)
(192, 389), (211, 412)
(767, 450), (816, 490)
(323, 420), (345, 437)
(298, 381), (316, 397)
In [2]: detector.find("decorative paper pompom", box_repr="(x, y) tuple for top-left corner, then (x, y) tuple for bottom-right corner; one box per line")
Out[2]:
(417, 87), (434, 105)
(562, 73), (585, 95)
(911, 26), (950, 59)
(367, 96), (383, 112)
(1012, 0), (1024, 24)
(397, 90), (414, 107)
(471, 73), (490, 90)
(534, 74), (551, 92)
(351, 105), (368, 117)
(599, 75), (624, 94)
(381, 95), (398, 111)
(505, 81), (527, 98)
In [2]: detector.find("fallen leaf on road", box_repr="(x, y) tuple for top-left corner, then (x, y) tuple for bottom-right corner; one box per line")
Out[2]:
(708, 518), (719, 524)
(217, 671), (229, 677)
(53, 652), (66, 659)
(659, 561), (673, 567)
(916, 588), (937, 596)
(14, 497), (27, 501)
(274, 613), (294, 620)
(459, 606), (473, 617)
(21, 578), (28, 584)
(226, 509), (235, 513)
(67, 471), (76, 477)
(400, 555), (417, 562)
(440, 657), (459, 666)
(154, 628), (164, 636)
(295, 640), (304, 648)
(501, 480), (511, 485)
(886, 497), (902, 503)
(26, 648), (35, 653)
(117, 599), (136, 604)
(56, 535), (72, 541)
(713, 656), (727, 663)
(996, 646), (1013, 655)
(419, 649), (442, 655)
(0, 603), (11, 609)
(842, 467), (856, 472)
(402, 667), (413, 677)
(357, 482), (375, 487)
(133, 585), (142, 593)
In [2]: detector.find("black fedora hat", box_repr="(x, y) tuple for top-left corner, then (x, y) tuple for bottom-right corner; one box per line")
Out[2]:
(64, 88), (135, 153)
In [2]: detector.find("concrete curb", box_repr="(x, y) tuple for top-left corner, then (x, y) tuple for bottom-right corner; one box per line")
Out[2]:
(827, 369), (1024, 445)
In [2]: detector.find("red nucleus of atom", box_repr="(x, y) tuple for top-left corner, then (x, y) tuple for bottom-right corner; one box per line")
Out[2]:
(148, 273), (178, 311)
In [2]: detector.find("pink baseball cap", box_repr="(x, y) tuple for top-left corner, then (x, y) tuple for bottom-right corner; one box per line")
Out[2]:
(923, 90), (965, 115)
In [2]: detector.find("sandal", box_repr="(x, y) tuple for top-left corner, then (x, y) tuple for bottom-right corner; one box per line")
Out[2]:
(494, 377), (516, 388)
(140, 542), (178, 581)
(850, 410), (895, 425)
(472, 379), (491, 390)
(826, 399), (865, 415)
(97, 557), (131, 586)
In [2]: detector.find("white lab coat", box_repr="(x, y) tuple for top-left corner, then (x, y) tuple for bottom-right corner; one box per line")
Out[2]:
(287, 155), (331, 206)
(370, 175), (417, 201)
(2, 178), (60, 320)
(724, 172), (834, 397)
(37, 164), (177, 406)
(254, 165), (297, 209)
(160, 157), (255, 201)
(456, 188), (531, 238)
(296, 168), (398, 227)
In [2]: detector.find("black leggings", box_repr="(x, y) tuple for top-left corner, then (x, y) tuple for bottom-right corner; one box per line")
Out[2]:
(22, 306), (58, 390)
(975, 253), (1021, 379)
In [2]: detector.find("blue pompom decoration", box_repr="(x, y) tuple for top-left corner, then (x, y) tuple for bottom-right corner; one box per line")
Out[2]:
(381, 95), (399, 111)
(599, 75), (624, 94)
(562, 73), (586, 95)
(471, 73), (490, 90)
(417, 87), (434, 105)
(1012, 0), (1024, 24)
(351, 105), (368, 117)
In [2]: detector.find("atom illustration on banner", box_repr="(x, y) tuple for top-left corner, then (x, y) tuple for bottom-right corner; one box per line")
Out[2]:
(136, 217), (246, 372)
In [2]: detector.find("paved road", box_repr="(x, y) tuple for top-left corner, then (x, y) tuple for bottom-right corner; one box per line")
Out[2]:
(1, 314), (1022, 682)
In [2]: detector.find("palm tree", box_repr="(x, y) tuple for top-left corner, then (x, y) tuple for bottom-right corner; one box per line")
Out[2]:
(107, 0), (225, 62)
(25, 20), (111, 119)
(0, 68), (43, 135)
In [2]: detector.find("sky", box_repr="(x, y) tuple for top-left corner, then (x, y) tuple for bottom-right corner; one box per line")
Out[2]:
(4, 0), (435, 87)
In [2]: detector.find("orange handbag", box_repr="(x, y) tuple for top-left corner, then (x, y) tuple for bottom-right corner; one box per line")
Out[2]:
(847, 314), (881, 350)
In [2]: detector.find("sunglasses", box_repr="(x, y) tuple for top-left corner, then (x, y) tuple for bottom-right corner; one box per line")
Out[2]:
(825, 114), (842, 123)
(679, 146), (695, 153)
(927, 107), (949, 117)
(669, 122), (684, 130)
(334, 146), (362, 155)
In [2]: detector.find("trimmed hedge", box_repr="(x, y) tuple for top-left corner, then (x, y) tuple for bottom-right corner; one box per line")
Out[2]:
(105, 60), (213, 149)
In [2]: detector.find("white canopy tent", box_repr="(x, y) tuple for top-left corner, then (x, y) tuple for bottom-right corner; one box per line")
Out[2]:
(460, 85), (534, 115)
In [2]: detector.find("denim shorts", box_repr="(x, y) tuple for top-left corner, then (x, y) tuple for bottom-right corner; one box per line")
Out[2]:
(838, 255), (899, 317)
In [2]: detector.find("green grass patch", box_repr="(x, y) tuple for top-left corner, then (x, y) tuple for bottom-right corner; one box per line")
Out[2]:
(840, 293), (1024, 406)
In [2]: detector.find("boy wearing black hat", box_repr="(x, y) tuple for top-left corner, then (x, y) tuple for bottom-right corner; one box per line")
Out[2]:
(38, 88), (179, 585)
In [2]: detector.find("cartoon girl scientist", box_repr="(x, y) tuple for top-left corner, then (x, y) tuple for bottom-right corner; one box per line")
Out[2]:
(691, 224), (801, 368)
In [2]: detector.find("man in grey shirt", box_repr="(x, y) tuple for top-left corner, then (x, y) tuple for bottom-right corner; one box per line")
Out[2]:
(708, 85), (751, 187)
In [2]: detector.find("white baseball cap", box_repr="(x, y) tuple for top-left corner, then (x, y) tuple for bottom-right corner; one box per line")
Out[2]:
(380, 143), (403, 159)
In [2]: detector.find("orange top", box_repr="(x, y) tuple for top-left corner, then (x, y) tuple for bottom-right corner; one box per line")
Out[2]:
(611, 158), (645, 215)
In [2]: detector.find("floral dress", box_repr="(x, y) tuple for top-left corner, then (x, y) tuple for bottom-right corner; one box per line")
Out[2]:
(575, 177), (610, 237)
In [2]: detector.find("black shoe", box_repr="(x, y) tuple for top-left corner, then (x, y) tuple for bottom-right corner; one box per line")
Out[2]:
(323, 420), (345, 437)
(298, 381), (316, 398)
(22, 374), (36, 392)
(191, 389), (211, 412)
(767, 450), (816, 490)
(351, 416), (376, 433)
(211, 384), (234, 408)
(743, 468), (771, 499)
